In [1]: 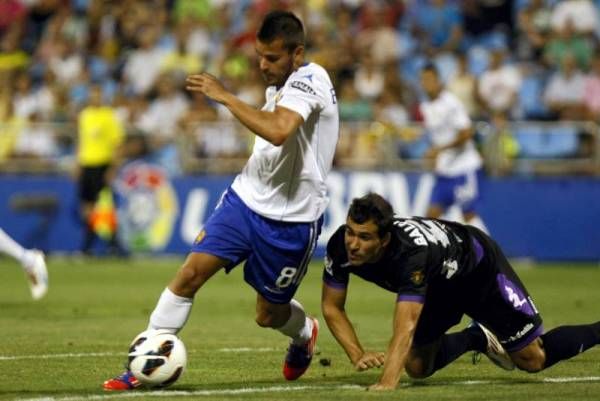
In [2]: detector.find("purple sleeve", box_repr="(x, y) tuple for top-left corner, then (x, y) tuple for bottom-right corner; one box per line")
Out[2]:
(396, 294), (425, 304)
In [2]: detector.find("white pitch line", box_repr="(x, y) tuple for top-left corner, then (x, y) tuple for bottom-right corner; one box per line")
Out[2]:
(0, 348), (278, 361)
(543, 376), (600, 383)
(14, 377), (600, 401)
(15, 384), (363, 401)
(0, 352), (117, 361)
(216, 347), (276, 352)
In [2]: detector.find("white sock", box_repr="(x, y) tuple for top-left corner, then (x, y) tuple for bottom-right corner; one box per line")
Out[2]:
(277, 299), (313, 345)
(148, 288), (193, 334)
(0, 228), (29, 267)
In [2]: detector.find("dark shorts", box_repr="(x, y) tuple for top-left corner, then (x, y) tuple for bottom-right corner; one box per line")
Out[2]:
(412, 227), (543, 353)
(191, 188), (322, 304)
(79, 165), (110, 203)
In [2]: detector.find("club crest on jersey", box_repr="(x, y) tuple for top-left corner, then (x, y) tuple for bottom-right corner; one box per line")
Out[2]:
(411, 270), (425, 285)
(324, 254), (334, 276)
(194, 230), (206, 244)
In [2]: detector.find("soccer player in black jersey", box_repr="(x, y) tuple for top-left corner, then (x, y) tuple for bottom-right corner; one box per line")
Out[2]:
(321, 193), (600, 391)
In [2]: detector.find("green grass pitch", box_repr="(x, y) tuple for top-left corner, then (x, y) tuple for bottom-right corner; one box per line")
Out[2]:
(0, 256), (599, 401)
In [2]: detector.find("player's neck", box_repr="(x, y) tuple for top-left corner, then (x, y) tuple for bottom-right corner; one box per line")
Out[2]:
(429, 89), (442, 100)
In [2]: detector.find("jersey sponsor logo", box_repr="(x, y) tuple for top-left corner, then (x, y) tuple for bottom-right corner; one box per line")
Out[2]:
(441, 259), (458, 279)
(194, 229), (206, 244)
(290, 81), (316, 95)
(502, 323), (535, 344)
(411, 270), (425, 285)
(395, 219), (450, 247)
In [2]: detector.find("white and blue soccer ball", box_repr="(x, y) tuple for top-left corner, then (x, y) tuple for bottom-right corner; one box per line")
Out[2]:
(127, 329), (187, 387)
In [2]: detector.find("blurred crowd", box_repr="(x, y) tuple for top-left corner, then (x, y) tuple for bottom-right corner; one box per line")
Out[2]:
(0, 0), (599, 173)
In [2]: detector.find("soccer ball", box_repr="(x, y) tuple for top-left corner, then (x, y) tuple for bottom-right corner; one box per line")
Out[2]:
(127, 329), (187, 387)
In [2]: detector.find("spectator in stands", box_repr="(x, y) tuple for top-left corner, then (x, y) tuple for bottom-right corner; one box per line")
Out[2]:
(12, 112), (58, 160)
(48, 35), (83, 86)
(543, 53), (587, 120)
(12, 71), (55, 120)
(544, 19), (594, 71)
(461, 0), (514, 50)
(76, 85), (124, 254)
(339, 78), (374, 122)
(517, 0), (553, 61)
(550, 0), (598, 37)
(0, 29), (29, 73)
(0, 0), (26, 37)
(583, 53), (600, 121)
(355, 5), (401, 66)
(447, 52), (479, 118)
(160, 21), (203, 81)
(354, 50), (385, 101)
(136, 73), (189, 141)
(0, 87), (25, 163)
(122, 25), (167, 96)
(405, 0), (464, 56)
(477, 46), (522, 120)
(375, 87), (409, 129)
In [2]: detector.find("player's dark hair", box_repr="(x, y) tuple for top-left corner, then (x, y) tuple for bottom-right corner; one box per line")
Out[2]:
(257, 10), (305, 51)
(421, 62), (439, 77)
(348, 193), (394, 237)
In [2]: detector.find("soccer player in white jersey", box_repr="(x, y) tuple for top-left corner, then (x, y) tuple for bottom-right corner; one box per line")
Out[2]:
(103, 11), (339, 390)
(0, 227), (48, 300)
(419, 63), (486, 228)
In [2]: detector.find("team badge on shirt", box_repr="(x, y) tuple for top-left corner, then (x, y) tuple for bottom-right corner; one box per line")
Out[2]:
(194, 229), (206, 244)
(411, 270), (425, 285)
(324, 254), (333, 276)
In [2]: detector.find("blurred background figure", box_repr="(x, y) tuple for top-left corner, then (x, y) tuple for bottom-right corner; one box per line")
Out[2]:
(76, 85), (124, 255)
(419, 63), (487, 231)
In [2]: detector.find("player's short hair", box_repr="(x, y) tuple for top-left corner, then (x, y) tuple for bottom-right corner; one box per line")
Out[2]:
(348, 193), (394, 237)
(257, 10), (305, 51)
(421, 62), (440, 77)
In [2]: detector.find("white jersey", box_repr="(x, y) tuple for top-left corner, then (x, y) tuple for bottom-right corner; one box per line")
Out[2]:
(231, 62), (339, 222)
(420, 90), (482, 177)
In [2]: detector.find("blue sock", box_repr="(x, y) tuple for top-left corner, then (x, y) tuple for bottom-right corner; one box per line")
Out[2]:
(540, 321), (600, 369)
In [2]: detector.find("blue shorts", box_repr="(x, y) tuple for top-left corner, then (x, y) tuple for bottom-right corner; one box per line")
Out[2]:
(430, 169), (483, 214)
(191, 189), (322, 304)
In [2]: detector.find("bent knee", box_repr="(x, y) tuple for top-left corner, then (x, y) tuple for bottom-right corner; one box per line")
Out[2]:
(405, 358), (433, 379)
(512, 345), (546, 373)
(255, 310), (277, 328)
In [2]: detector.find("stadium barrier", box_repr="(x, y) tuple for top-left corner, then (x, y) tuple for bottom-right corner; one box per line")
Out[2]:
(0, 170), (598, 260)
(0, 120), (598, 175)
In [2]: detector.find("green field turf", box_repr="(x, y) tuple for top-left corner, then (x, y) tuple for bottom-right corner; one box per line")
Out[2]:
(0, 256), (599, 401)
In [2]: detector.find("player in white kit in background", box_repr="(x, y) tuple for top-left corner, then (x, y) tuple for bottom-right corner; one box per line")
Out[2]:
(103, 10), (339, 390)
(419, 63), (487, 231)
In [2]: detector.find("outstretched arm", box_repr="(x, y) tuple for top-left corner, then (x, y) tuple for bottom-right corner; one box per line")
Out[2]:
(321, 283), (385, 370)
(369, 300), (423, 391)
(186, 73), (303, 146)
